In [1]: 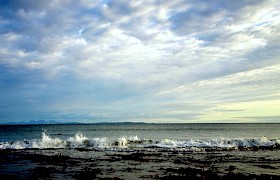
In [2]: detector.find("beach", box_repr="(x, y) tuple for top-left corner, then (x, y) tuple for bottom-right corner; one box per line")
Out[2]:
(1, 124), (280, 179)
(1, 148), (279, 179)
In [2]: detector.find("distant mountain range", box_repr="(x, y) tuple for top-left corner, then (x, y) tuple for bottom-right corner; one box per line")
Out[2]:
(0, 120), (146, 125)
(1, 120), (68, 125)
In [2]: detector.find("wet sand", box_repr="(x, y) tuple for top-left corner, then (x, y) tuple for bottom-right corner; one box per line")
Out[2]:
(1, 149), (279, 179)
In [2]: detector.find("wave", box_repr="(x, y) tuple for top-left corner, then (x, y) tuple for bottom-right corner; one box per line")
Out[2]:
(0, 132), (279, 151)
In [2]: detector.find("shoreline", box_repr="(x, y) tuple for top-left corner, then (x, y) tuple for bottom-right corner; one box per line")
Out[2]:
(1, 149), (279, 179)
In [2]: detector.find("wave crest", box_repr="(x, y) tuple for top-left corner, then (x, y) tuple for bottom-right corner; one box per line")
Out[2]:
(0, 132), (279, 151)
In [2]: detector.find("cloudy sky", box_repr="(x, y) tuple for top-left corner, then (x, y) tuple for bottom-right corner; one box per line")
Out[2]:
(0, 0), (280, 123)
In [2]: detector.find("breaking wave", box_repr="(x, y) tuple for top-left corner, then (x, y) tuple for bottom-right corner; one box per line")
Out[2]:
(0, 132), (279, 151)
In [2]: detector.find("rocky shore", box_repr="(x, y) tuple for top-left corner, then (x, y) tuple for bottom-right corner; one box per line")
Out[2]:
(1, 149), (279, 179)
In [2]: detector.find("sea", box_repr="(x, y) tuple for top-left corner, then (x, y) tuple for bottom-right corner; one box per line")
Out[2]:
(1, 123), (280, 179)
(0, 123), (279, 151)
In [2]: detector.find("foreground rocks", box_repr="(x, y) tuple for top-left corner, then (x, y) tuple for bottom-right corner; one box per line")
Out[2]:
(0, 149), (279, 179)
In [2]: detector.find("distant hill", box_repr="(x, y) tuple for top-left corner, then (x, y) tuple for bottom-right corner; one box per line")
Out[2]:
(27, 120), (59, 124)
(94, 122), (146, 124)
(1, 120), (61, 125)
(0, 120), (146, 125)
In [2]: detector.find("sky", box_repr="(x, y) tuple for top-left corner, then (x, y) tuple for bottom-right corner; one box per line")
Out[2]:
(0, 0), (280, 123)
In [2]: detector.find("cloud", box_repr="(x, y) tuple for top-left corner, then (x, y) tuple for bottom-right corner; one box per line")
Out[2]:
(0, 0), (280, 122)
(237, 116), (280, 123)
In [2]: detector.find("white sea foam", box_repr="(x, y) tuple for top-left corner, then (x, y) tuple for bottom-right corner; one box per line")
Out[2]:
(0, 132), (279, 151)
(152, 137), (280, 149)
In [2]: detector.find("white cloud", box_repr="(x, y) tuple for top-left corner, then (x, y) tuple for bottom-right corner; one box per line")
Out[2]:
(1, 0), (280, 122)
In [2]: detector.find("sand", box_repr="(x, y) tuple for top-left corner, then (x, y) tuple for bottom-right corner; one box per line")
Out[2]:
(0, 149), (279, 179)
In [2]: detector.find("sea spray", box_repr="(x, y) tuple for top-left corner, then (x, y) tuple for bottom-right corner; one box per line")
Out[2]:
(67, 132), (89, 148)
(0, 132), (279, 151)
(38, 132), (66, 148)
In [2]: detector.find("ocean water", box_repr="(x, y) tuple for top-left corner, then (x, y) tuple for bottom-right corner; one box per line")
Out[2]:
(0, 123), (279, 151)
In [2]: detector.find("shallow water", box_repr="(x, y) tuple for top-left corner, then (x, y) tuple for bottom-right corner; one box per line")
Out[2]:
(1, 124), (280, 152)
